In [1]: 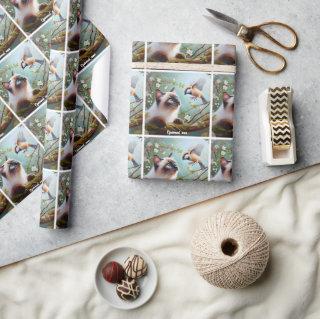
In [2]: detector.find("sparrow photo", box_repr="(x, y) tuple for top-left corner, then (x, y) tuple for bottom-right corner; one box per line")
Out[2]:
(73, 100), (105, 154)
(0, 5), (24, 59)
(56, 170), (71, 229)
(128, 135), (142, 179)
(145, 71), (211, 137)
(147, 42), (212, 64)
(78, 17), (109, 70)
(129, 70), (144, 135)
(214, 44), (236, 66)
(43, 108), (61, 169)
(47, 50), (64, 110)
(0, 124), (42, 203)
(64, 51), (78, 110)
(144, 137), (209, 181)
(212, 73), (235, 138)
(40, 168), (58, 228)
(0, 40), (48, 119)
(211, 139), (233, 182)
(0, 99), (19, 139)
(60, 110), (75, 170)
(77, 58), (108, 125)
(1, 0), (52, 34)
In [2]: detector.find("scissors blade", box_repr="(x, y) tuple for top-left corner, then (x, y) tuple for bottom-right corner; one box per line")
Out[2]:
(205, 8), (241, 35)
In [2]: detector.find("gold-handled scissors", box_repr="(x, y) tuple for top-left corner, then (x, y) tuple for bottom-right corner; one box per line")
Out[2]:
(205, 9), (298, 74)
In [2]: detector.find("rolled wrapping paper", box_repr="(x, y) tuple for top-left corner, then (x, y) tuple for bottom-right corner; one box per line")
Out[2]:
(191, 211), (269, 289)
(40, 0), (81, 229)
(0, 1), (109, 222)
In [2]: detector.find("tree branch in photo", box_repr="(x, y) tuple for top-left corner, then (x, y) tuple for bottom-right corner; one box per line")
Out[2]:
(79, 32), (106, 66)
(0, 23), (21, 55)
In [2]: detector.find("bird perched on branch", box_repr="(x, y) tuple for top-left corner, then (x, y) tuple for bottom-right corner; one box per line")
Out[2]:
(42, 175), (55, 200)
(128, 140), (140, 167)
(45, 116), (58, 140)
(184, 78), (208, 104)
(182, 143), (207, 170)
(130, 74), (141, 102)
(21, 45), (44, 69)
(49, 56), (61, 81)
(53, 0), (65, 21)
(14, 130), (37, 154)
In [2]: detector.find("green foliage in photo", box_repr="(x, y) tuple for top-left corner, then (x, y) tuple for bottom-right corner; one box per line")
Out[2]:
(211, 139), (233, 177)
(212, 74), (235, 112)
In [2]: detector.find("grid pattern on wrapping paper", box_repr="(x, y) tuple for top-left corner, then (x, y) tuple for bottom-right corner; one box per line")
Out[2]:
(128, 42), (235, 182)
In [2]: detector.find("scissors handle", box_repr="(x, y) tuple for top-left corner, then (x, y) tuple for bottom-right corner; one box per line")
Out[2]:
(249, 21), (299, 50)
(244, 42), (287, 74)
(237, 21), (298, 74)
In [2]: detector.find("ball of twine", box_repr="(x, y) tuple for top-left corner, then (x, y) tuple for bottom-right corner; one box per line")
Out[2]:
(191, 211), (269, 289)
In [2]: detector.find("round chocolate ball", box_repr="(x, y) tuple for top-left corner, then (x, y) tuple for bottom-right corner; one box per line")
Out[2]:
(116, 278), (140, 301)
(102, 261), (125, 284)
(124, 254), (148, 279)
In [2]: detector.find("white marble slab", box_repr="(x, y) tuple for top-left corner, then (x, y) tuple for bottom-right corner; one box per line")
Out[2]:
(1, 0), (319, 267)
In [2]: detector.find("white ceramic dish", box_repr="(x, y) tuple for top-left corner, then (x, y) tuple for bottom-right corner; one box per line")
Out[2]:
(95, 247), (158, 310)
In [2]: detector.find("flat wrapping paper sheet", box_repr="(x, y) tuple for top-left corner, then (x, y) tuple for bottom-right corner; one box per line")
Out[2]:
(129, 42), (236, 182)
(0, 0), (110, 226)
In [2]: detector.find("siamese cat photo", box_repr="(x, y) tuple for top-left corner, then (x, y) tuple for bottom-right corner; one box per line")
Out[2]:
(146, 153), (179, 180)
(148, 43), (185, 62)
(214, 44), (236, 65)
(212, 157), (232, 182)
(64, 70), (77, 109)
(0, 157), (33, 198)
(212, 92), (234, 137)
(2, 73), (34, 114)
(146, 88), (183, 128)
(60, 128), (75, 169)
(56, 188), (70, 228)
(11, 0), (39, 28)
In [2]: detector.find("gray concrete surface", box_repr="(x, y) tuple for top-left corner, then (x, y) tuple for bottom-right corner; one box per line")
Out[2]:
(1, 0), (319, 266)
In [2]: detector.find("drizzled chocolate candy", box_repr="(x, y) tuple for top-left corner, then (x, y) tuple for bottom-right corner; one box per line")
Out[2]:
(124, 254), (148, 279)
(116, 278), (140, 301)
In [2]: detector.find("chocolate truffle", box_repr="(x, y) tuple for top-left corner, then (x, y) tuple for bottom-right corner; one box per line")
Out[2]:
(124, 254), (148, 279)
(102, 261), (125, 284)
(116, 278), (140, 301)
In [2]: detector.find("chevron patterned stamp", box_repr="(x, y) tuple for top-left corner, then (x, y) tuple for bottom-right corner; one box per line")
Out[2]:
(270, 121), (291, 151)
(268, 87), (291, 151)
